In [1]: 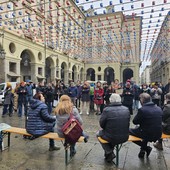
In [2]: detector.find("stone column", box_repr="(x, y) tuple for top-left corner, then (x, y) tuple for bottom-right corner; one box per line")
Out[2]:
(0, 58), (5, 82)
(74, 71), (78, 82)
(64, 69), (69, 84)
(30, 63), (37, 83)
(50, 66), (56, 82)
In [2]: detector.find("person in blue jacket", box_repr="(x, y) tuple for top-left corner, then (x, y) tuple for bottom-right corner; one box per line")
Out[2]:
(26, 92), (60, 151)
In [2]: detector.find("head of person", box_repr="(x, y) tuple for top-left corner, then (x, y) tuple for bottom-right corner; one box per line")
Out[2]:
(165, 93), (170, 103)
(96, 81), (101, 88)
(126, 82), (131, 88)
(168, 79), (170, 84)
(20, 81), (25, 87)
(77, 80), (81, 85)
(109, 93), (121, 103)
(70, 82), (75, 87)
(33, 92), (45, 102)
(114, 79), (119, 84)
(54, 95), (73, 115)
(139, 93), (151, 106)
(83, 81), (89, 88)
(6, 82), (12, 89)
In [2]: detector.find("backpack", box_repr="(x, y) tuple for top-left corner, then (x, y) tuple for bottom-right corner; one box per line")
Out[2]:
(62, 113), (83, 144)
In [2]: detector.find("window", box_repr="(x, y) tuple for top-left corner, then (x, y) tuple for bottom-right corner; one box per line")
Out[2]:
(38, 67), (42, 75)
(9, 62), (16, 73)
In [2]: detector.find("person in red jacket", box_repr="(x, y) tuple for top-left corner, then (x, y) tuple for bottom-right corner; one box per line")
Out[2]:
(94, 81), (104, 115)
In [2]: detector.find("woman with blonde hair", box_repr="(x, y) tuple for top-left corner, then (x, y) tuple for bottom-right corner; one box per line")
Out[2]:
(54, 95), (88, 157)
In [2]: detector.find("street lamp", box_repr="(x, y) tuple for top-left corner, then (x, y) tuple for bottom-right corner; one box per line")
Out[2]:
(0, 49), (5, 59)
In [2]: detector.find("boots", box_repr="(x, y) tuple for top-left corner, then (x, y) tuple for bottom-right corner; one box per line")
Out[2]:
(49, 146), (60, 151)
(153, 142), (163, 150)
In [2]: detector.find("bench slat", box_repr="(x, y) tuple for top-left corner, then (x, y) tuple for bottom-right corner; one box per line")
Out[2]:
(3, 127), (84, 142)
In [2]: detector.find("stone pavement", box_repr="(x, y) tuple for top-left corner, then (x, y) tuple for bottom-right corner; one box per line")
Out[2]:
(0, 107), (170, 170)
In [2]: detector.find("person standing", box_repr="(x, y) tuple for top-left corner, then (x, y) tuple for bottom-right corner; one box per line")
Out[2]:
(129, 93), (163, 158)
(17, 81), (28, 117)
(2, 83), (14, 117)
(164, 79), (170, 95)
(80, 81), (90, 115)
(97, 93), (130, 163)
(122, 82), (134, 115)
(67, 82), (77, 106)
(94, 81), (104, 115)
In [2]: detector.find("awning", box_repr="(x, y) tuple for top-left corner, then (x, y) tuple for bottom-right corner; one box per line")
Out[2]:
(7, 72), (20, 77)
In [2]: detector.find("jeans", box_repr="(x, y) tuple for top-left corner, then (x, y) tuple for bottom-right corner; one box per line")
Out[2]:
(27, 95), (33, 106)
(3, 104), (13, 115)
(18, 102), (27, 117)
(46, 101), (52, 114)
(133, 100), (139, 110)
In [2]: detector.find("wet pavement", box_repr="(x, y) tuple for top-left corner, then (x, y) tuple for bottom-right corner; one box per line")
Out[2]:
(0, 106), (170, 170)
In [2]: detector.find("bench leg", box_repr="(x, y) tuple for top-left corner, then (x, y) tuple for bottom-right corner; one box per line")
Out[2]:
(65, 148), (68, 165)
(7, 132), (11, 147)
(116, 144), (119, 166)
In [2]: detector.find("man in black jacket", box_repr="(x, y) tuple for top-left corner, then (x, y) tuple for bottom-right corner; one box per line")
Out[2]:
(129, 93), (163, 158)
(97, 93), (130, 163)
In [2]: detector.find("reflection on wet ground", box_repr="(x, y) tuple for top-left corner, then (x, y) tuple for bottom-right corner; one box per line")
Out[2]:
(0, 108), (170, 170)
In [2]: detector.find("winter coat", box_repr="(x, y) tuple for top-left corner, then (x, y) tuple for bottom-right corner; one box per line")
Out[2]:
(26, 99), (56, 137)
(133, 85), (142, 100)
(133, 102), (163, 141)
(94, 87), (104, 105)
(44, 87), (54, 102)
(150, 88), (162, 100)
(55, 106), (83, 138)
(76, 85), (82, 99)
(164, 83), (170, 94)
(81, 85), (90, 102)
(162, 101), (170, 134)
(17, 86), (28, 104)
(99, 102), (130, 144)
(4, 88), (14, 105)
(25, 84), (34, 96)
(122, 87), (134, 105)
(67, 86), (78, 98)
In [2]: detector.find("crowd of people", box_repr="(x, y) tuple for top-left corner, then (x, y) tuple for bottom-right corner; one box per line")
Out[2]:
(1, 78), (170, 163)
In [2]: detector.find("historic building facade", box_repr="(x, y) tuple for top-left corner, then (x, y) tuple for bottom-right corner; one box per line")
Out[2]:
(150, 12), (170, 85)
(0, 0), (141, 85)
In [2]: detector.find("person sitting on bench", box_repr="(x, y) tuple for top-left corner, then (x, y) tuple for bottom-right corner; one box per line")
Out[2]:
(97, 93), (130, 163)
(129, 93), (163, 158)
(154, 92), (170, 150)
(26, 92), (60, 151)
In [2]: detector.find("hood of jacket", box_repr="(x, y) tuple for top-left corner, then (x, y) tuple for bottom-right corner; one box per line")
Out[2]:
(30, 99), (43, 109)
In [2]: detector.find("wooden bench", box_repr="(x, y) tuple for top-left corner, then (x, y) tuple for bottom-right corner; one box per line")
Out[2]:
(98, 133), (170, 167)
(1, 127), (84, 165)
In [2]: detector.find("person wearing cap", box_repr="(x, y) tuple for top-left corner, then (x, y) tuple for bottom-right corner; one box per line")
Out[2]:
(17, 81), (28, 117)
(2, 83), (14, 117)
(97, 93), (130, 163)
(122, 82), (134, 115)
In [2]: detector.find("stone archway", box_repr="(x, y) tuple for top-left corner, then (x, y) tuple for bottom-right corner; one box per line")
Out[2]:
(80, 67), (84, 81)
(61, 62), (67, 84)
(20, 49), (35, 81)
(123, 68), (133, 84)
(104, 67), (115, 85)
(86, 68), (95, 81)
(72, 65), (77, 82)
(45, 57), (54, 83)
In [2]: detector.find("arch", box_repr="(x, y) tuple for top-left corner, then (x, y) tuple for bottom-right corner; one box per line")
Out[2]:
(61, 62), (67, 83)
(20, 49), (35, 81)
(104, 67), (115, 85)
(72, 65), (77, 82)
(123, 68), (133, 84)
(86, 68), (95, 81)
(80, 67), (84, 81)
(45, 57), (55, 83)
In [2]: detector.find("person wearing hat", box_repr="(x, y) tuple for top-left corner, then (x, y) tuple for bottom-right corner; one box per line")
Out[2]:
(2, 83), (14, 117)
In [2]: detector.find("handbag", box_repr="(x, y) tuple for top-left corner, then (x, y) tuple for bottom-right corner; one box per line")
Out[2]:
(62, 113), (83, 144)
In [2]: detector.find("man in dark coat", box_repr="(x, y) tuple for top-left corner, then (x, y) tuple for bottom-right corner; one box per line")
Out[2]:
(97, 93), (130, 163)
(164, 79), (170, 94)
(154, 92), (170, 150)
(26, 92), (60, 151)
(129, 93), (163, 158)
(122, 82), (134, 115)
